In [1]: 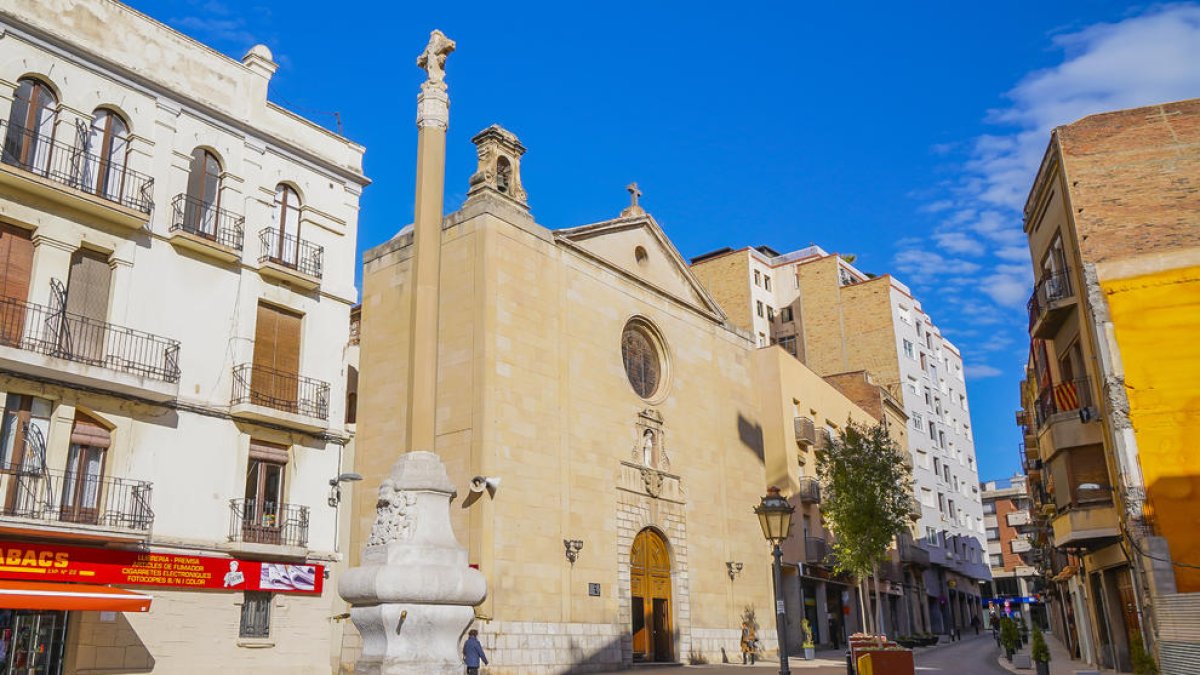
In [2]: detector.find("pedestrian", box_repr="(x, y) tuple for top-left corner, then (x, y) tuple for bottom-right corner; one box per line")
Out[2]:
(740, 621), (758, 665)
(463, 629), (488, 674)
(830, 616), (841, 650)
(971, 614), (981, 635)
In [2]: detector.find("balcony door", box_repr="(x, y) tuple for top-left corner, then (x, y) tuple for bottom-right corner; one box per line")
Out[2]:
(243, 442), (288, 545)
(2, 78), (58, 175)
(251, 303), (301, 413)
(0, 223), (33, 346)
(60, 414), (109, 525)
(0, 394), (51, 516)
(183, 148), (221, 237)
(272, 184), (302, 267)
(64, 249), (112, 364)
(83, 109), (129, 202)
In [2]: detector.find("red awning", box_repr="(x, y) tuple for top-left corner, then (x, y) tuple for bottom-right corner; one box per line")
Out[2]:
(0, 581), (152, 612)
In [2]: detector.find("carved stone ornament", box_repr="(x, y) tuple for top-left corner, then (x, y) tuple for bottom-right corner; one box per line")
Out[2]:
(416, 30), (456, 87)
(641, 466), (664, 498)
(366, 478), (418, 548)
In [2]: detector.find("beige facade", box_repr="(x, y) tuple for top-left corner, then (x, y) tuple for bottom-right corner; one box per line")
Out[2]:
(0, 1), (365, 673)
(692, 245), (989, 636)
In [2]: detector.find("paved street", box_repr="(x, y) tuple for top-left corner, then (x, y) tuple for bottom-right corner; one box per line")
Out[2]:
(588, 632), (1009, 674)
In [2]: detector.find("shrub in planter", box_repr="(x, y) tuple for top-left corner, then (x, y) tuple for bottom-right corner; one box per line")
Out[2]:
(1031, 625), (1050, 675)
(999, 618), (1021, 661)
(801, 619), (815, 660)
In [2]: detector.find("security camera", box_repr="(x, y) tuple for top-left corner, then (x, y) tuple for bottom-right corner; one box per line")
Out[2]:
(469, 476), (501, 495)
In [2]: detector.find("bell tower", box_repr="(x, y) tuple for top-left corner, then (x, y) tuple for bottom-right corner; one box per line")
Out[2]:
(467, 124), (528, 207)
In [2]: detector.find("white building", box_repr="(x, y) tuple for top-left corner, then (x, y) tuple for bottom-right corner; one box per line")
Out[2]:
(0, 1), (366, 673)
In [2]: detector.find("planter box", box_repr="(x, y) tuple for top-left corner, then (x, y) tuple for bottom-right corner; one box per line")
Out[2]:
(856, 649), (915, 675)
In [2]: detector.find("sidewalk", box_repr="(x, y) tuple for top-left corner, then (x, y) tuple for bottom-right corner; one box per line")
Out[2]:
(995, 632), (1114, 675)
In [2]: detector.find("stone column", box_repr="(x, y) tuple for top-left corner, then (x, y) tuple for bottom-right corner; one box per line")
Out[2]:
(814, 581), (829, 646)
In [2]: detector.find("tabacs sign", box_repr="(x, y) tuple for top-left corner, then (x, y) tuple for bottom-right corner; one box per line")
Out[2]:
(0, 543), (323, 595)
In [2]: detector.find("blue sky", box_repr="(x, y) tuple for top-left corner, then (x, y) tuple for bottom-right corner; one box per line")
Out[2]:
(132, 0), (1200, 482)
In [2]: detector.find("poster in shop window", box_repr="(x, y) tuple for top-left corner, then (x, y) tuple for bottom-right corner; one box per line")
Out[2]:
(0, 542), (323, 594)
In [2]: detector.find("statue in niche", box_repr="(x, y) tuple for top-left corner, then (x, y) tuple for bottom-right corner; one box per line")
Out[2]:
(366, 479), (417, 548)
(641, 429), (656, 467)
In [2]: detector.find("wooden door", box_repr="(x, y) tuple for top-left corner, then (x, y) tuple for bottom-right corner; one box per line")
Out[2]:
(631, 529), (673, 662)
(0, 223), (33, 346)
(65, 249), (112, 364)
(1115, 571), (1141, 648)
(251, 303), (301, 412)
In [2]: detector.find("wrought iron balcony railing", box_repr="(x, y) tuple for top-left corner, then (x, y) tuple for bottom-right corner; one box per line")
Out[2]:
(0, 119), (154, 213)
(0, 464), (153, 531)
(793, 416), (816, 446)
(170, 193), (244, 250)
(231, 363), (330, 421)
(1034, 377), (1093, 427)
(1027, 268), (1074, 331)
(796, 477), (821, 504)
(229, 498), (309, 548)
(258, 228), (323, 279)
(805, 536), (828, 565)
(0, 295), (181, 383)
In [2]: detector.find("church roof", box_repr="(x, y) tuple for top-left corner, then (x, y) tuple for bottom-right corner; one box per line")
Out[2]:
(555, 213), (729, 324)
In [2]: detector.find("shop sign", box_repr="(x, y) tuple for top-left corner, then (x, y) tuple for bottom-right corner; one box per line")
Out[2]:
(0, 543), (323, 595)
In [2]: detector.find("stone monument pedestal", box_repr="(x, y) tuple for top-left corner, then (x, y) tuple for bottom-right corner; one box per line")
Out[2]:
(339, 451), (486, 675)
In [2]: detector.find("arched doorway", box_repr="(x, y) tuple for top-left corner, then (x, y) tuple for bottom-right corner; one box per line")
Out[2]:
(631, 528), (672, 662)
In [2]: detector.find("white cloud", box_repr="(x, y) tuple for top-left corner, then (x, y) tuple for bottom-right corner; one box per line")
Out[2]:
(897, 4), (1200, 368)
(965, 364), (1004, 379)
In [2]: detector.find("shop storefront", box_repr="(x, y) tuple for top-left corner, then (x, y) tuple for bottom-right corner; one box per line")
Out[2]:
(0, 542), (323, 674)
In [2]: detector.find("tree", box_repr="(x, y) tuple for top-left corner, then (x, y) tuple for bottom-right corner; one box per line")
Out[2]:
(816, 420), (912, 636)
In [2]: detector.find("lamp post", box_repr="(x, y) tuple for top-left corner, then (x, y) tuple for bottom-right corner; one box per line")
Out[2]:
(756, 486), (794, 675)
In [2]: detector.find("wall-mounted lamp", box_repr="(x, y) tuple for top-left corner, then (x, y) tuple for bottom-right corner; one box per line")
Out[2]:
(564, 539), (583, 565)
(726, 561), (744, 581)
(328, 472), (363, 507)
(470, 475), (501, 497)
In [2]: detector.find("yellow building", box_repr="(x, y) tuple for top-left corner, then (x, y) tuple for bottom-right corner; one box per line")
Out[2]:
(1018, 97), (1200, 673)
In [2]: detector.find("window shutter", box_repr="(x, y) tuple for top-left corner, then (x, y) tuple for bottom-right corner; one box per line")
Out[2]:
(248, 439), (289, 464)
(70, 414), (111, 449)
(66, 249), (112, 322)
(0, 223), (33, 302)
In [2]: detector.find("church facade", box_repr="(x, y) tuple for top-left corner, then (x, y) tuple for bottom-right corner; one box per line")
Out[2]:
(347, 121), (910, 671)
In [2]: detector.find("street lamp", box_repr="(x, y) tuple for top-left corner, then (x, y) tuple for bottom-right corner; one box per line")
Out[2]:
(755, 486), (794, 675)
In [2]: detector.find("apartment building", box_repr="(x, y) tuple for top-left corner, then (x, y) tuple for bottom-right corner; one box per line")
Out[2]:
(0, 1), (366, 673)
(980, 476), (1043, 628)
(691, 245), (988, 635)
(1017, 98), (1200, 673)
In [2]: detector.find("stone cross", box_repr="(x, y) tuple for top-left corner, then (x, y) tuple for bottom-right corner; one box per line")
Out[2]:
(627, 182), (642, 208)
(622, 182), (645, 217)
(416, 29), (456, 86)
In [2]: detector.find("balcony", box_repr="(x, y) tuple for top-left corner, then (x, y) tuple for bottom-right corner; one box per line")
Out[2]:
(804, 536), (829, 565)
(1027, 269), (1075, 338)
(257, 228), (323, 290)
(1010, 538), (1033, 554)
(1007, 510), (1032, 527)
(0, 296), (180, 401)
(230, 363), (330, 431)
(796, 477), (821, 504)
(898, 536), (930, 566)
(0, 466), (153, 542)
(168, 194), (245, 262)
(1034, 377), (1104, 450)
(228, 498), (309, 558)
(1051, 502), (1120, 547)
(0, 119), (154, 228)
(794, 416), (816, 446)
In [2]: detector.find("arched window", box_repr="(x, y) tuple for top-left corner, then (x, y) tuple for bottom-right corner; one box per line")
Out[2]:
(183, 148), (222, 236)
(272, 184), (301, 264)
(84, 108), (129, 202)
(2, 78), (59, 174)
(495, 156), (511, 194)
